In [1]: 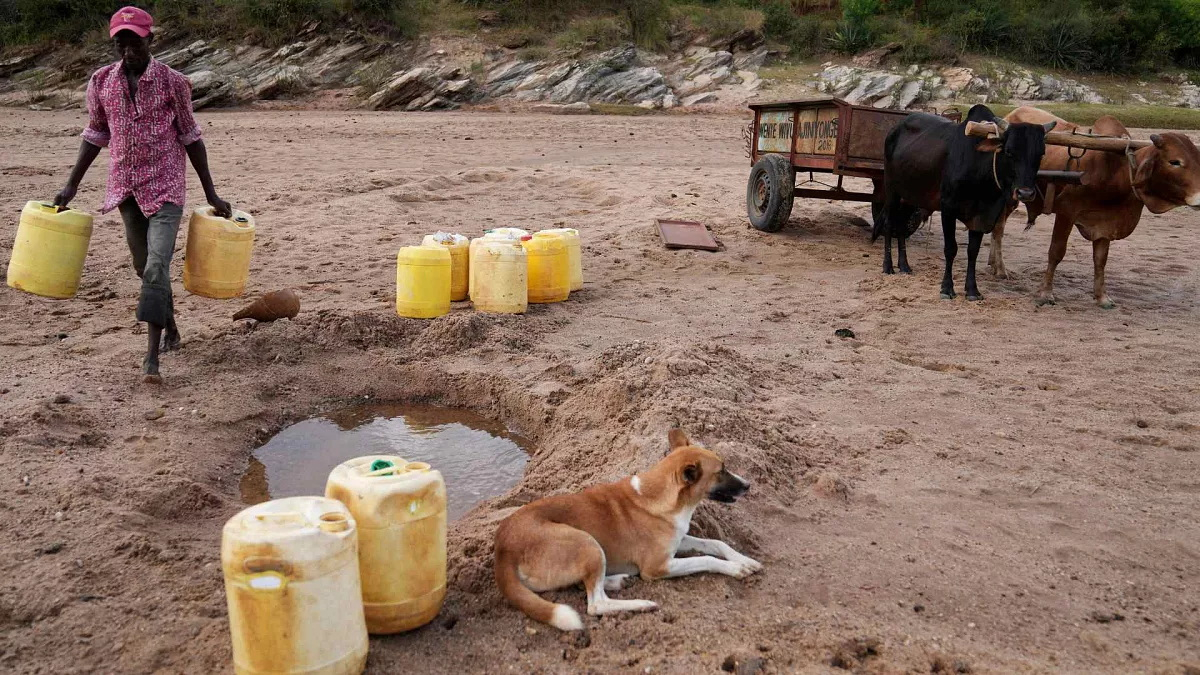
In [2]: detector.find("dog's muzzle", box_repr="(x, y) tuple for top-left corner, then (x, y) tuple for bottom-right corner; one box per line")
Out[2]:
(708, 471), (750, 503)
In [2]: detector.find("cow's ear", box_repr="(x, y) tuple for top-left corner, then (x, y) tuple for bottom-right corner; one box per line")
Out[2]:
(1134, 152), (1155, 186)
(976, 138), (1003, 153)
(1133, 153), (1172, 213)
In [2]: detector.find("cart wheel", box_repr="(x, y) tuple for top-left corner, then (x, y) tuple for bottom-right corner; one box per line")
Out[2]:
(746, 154), (795, 233)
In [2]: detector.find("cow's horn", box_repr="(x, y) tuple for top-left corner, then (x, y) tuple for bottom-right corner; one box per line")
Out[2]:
(1043, 120), (1057, 133)
(994, 118), (1010, 134)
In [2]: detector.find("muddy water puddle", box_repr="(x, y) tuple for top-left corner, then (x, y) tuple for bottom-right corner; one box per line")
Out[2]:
(241, 403), (530, 521)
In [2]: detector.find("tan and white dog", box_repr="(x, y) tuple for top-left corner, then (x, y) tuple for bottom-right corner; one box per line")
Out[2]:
(493, 429), (762, 631)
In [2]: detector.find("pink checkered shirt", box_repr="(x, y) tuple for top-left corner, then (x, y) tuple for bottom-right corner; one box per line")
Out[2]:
(82, 59), (202, 215)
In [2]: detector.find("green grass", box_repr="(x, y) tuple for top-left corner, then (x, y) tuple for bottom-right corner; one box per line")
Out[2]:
(944, 103), (1200, 130)
(553, 16), (626, 53)
(672, 3), (763, 37)
(589, 103), (658, 116)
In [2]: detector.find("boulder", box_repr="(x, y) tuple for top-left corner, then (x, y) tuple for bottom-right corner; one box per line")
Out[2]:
(1008, 71), (1039, 99)
(485, 60), (539, 97)
(894, 79), (924, 109)
(546, 46), (670, 106)
(844, 73), (903, 106)
(1178, 84), (1200, 108)
(733, 47), (769, 71)
(941, 67), (974, 92)
(0, 52), (43, 79)
(252, 65), (308, 100)
(681, 91), (719, 106)
(1037, 74), (1062, 99)
(966, 75), (991, 94)
(531, 102), (591, 114)
(678, 50), (734, 82)
(367, 67), (433, 110)
(816, 65), (860, 96)
(187, 70), (239, 109)
(852, 42), (901, 68)
(716, 28), (764, 54)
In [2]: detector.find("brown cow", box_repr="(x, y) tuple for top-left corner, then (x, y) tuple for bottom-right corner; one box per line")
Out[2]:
(989, 106), (1200, 308)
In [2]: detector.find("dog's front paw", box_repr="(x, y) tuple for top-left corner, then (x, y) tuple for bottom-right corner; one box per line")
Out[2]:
(727, 556), (763, 578)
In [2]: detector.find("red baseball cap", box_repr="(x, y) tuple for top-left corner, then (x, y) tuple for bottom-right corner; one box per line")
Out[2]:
(109, 6), (153, 38)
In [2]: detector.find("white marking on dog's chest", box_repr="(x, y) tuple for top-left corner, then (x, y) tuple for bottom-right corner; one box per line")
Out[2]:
(669, 505), (697, 556)
(630, 475), (641, 495)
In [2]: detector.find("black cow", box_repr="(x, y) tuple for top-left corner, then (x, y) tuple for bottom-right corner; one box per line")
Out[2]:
(875, 104), (1055, 300)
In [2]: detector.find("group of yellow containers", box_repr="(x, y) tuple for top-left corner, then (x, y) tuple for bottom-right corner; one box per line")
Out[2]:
(223, 456), (447, 675)
(396, 227), (583, 319)
(6, 201), (256, 300)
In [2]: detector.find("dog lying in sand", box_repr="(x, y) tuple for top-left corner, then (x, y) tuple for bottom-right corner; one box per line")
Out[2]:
(493, 429), (761, 631)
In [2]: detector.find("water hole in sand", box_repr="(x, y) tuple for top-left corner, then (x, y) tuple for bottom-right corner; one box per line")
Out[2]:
(240, 403), (531, 521)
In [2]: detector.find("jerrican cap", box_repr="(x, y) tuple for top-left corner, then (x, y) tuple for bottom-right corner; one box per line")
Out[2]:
(110, 6), (153, 38)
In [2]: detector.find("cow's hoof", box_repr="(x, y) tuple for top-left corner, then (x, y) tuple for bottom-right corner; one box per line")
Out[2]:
(882, 267), (895, 275)
(1098, 298), (1116, 310)
(1034, 294), (1056, 307)
(940, 292), (956, 300)
(967, 293), (984, 302)
(899, 265), (913, 275)
(991, 267), (1009, 279)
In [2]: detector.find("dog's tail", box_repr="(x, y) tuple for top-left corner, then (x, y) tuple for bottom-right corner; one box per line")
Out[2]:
(494, 549), (584, 632)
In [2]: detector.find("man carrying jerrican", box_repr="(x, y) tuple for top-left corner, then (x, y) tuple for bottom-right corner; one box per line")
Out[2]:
(54, 6), (231, 384)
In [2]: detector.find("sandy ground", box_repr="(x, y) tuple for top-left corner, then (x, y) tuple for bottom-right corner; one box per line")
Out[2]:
(1, 108), (1198, 675)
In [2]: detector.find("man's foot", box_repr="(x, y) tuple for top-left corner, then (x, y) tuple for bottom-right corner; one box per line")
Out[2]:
(142, 355), (161, 384)
(161, 328), (181, 352)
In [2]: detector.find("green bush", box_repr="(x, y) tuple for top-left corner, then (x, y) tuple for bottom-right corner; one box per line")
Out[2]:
(762, 1), (835, 58)
(827, 21), (872, 54)
(623, 0), (670, 50)
(761, 1), (795, 40)
(1019, 14), (1093, 71)
(673, 3), (763, 38)
(840, 0), (880, 28)
(791, 14), (837, 58)
(217, 0), (338, 35)
(555, 16), (626, 52)
(4, 0), (1200, 76)
(869, 14), (955, 64)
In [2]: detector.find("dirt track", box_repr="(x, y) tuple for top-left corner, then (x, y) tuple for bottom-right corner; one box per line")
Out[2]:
(1, 108), (1198, 674)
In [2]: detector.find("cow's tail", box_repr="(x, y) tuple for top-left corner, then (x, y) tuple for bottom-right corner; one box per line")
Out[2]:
(871, 207), (887, 242)
(875, 127), (905, 243)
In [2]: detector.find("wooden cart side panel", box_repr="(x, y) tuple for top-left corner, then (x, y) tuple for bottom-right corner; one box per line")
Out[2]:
(816, 107), (838, 155)
(846, 108), (908, 162)
(751, 108), (762, 163)
(790, 155), (837, 172)
(791, 106), (840, 156)
(755, 110), (794, 154)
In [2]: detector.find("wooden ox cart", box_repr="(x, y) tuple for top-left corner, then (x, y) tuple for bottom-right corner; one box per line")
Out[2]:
(744, 97), (1110, 232)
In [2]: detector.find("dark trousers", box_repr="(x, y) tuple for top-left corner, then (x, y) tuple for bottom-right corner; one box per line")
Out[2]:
(118, 198), (183, 328)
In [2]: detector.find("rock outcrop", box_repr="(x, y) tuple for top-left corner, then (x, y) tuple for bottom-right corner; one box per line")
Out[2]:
(812, 62), (1107, 109)
(4, 28), (1196, 113)
(0, 28), (766, 112)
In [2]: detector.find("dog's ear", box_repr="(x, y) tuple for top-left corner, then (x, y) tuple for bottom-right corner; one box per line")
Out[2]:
(681, 463), (701, 485)
(668, 428), (690, 451)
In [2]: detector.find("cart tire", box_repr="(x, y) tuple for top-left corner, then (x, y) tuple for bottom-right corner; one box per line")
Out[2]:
(746, 154), (795, 233)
